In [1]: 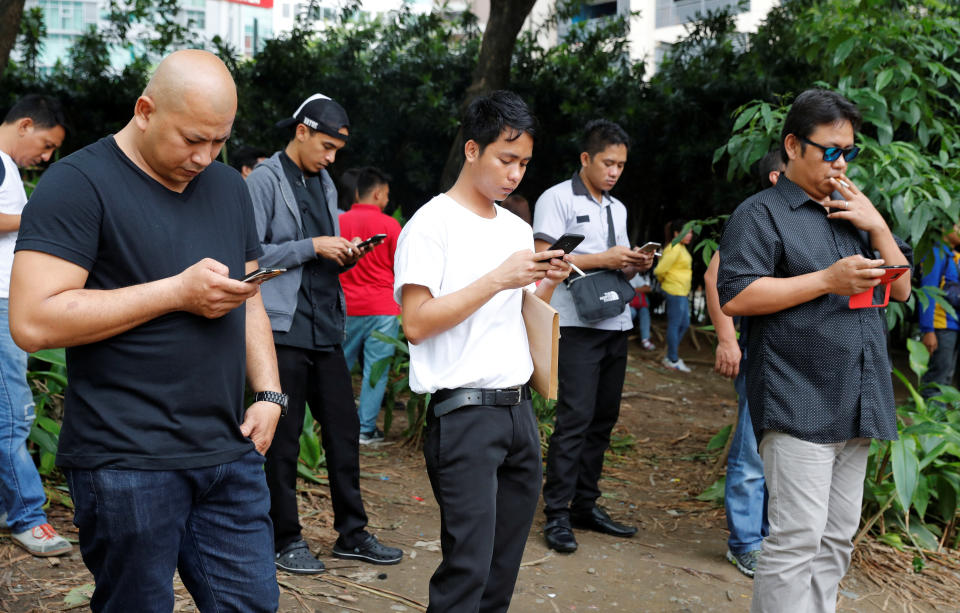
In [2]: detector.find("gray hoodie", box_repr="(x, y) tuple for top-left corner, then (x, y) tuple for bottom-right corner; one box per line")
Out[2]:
(246, 152), (345, 335)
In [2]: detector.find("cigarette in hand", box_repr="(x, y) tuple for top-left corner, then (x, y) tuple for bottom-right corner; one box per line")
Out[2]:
(569, 262), (586, 277)
(838, 180), (849, 188)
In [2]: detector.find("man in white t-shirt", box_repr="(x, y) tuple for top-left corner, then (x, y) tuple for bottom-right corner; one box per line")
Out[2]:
(394, 91), (570, 613)
(0, 95), (70, 556)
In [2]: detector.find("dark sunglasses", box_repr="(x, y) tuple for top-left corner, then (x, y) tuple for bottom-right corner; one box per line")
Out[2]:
(800, 136), (860, 162)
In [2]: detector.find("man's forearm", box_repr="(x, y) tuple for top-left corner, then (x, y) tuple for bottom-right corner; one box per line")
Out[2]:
(245, 293), (281, 392)
(0, 213), (21, 233)
(402, 276), (503, 344)
(568, 252), (610, 270)
(722, 272), (830, 317)
(870, 227), (911, 301)
(534, 279), (559, 303)
(11, 278), (181, 352)
(705, 255), (737, 344)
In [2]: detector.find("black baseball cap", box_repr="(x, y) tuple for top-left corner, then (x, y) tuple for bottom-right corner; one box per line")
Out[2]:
(276, 93), (350, 141)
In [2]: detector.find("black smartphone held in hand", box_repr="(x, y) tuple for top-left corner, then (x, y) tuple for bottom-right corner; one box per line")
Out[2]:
(242, 267), (287, 283)
(357, 233), (388, 249)
(548, 233), (585, 254)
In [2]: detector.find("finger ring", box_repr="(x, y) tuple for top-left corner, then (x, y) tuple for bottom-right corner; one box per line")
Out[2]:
(840, 200), (848, 209)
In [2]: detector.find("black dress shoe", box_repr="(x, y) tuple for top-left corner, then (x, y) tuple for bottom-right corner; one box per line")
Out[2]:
(544, 519), (578, 553)
(570, 506), (637, 537)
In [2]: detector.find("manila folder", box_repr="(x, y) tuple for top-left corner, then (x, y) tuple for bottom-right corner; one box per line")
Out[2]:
(522, 289), (560, 400)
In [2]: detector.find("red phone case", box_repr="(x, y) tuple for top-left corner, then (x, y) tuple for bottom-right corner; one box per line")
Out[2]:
(848, 267), (909, 308)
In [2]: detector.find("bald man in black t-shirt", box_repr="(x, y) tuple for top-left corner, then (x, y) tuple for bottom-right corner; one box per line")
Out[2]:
(11, 50), (283, 612)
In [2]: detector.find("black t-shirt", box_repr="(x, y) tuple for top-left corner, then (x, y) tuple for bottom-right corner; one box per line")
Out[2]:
(17, 136), (263, 470)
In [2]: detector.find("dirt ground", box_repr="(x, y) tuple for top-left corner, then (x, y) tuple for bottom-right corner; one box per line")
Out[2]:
(0, 326), (952, 612)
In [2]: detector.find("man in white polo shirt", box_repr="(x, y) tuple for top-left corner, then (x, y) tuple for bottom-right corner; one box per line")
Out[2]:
(395, 91), (570, 613)
(533, 119), (653, 553)
(0, 95), (71, 557)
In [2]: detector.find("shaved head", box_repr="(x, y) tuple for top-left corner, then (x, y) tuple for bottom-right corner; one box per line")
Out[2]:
(114, 49), (238, 193)
(143, 49), (237, 117)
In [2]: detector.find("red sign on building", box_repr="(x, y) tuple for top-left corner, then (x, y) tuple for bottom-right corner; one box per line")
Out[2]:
(222, 0), (273, 8)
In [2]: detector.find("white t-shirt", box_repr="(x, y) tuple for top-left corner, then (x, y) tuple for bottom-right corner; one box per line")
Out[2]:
(0, 151), (26, 299)
(394, 193), (535, 394)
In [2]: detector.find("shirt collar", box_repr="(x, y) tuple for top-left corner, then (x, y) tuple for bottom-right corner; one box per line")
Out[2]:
(776, 174), (838, 211)
(350, 203), (381, 212)
(571, 172), (608, 204)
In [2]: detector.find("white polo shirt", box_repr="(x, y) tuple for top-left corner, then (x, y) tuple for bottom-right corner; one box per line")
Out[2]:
(394, 193), (535, 394)
(0, 151), (26, 299)
(532, 173), (633, 331)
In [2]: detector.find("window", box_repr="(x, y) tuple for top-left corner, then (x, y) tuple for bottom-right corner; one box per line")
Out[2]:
(571, 1), (618, 23)
(656, 0), (750, 29)
(186, 8), (205, 29)
(282, 3), (289, 17)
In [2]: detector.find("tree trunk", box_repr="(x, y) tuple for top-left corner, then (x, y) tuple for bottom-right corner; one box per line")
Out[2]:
(0, 0), (26, 80)
(438, 0), (538, 191)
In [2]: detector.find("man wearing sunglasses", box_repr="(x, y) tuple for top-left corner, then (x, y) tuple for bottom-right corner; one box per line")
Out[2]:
(717, 89), (911, 613)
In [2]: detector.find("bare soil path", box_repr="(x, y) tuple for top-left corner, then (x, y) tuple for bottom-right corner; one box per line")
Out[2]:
(0, 330), (947, 612)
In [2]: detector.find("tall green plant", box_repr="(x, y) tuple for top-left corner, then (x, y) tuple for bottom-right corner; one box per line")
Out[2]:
(26, 349), (66, 476)
(860, 338), (960, 553)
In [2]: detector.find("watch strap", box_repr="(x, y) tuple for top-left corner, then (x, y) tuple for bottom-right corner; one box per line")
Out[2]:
(255, 390), (288, 417)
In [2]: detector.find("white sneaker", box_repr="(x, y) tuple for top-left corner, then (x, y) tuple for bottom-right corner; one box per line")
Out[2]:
(662, 357), (692, 373)
(12, 523), (73, 557)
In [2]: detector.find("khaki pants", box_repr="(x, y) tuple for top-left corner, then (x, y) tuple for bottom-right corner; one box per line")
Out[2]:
(751, 432), (870, 613)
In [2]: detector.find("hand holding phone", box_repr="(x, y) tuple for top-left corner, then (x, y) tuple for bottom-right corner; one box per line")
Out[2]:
(637, 241), (662, 257)
(357, 233), (388, 250)
(242, 267), (286, 284)
(849, 265), (910, 308)
(548, 233), (585, 254)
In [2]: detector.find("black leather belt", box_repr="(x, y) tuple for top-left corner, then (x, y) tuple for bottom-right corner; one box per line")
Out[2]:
(431, 385), (531, 418)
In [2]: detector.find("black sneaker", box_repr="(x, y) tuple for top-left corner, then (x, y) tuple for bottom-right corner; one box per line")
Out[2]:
(275, 539), (325, 574)
(359, 428), (385, 445)
(332, 534), (403, 565)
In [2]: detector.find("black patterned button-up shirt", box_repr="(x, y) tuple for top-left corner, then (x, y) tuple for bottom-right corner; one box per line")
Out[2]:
(717, 175), (910, 444)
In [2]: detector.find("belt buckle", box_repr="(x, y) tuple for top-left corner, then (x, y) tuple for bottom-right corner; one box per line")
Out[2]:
(497, 386), (522, 406)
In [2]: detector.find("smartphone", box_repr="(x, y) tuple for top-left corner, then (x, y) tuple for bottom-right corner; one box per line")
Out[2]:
(849, 265), (910, 308)
(877, 265), (910, 283)
(357, 233), (388, 249)
(242, 267), (286, 283)
(637, 241), (662, 255)
(548, 233), (585, 254)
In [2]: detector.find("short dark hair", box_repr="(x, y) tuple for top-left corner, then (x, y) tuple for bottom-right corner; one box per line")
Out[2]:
(666, 218), (687, 244)
(337, 167), (361, 211)
(780, 89), (862, 164)
(355, 166), (391, 202)
(581, 119), (630, 158)
(3, 94), (67, 132)
(232, 146), (267, 172)
(462, 90), (537, 154)
(758, 149), (785, 189)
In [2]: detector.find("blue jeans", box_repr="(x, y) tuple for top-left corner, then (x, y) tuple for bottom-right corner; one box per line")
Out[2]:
(630, 305), (651, 341)
(342, 315), (399, 433)
(665, 293), (690, 362)
(65, 449), (278, 613)
(0, 298), (48, 532)
(724, 352), (768, 554)
(921, 329), (959, 399)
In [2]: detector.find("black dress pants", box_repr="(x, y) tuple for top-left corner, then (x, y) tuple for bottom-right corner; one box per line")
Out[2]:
(265, 344), (369, 551)
(543, 327), (628, 520)
(423, 400), (542, 613)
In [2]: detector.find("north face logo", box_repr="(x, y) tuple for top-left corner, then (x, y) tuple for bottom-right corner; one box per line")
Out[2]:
(599, 291), (619, 302)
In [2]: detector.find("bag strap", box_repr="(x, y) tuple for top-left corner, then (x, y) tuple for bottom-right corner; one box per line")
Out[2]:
(605, 204), (616, 248)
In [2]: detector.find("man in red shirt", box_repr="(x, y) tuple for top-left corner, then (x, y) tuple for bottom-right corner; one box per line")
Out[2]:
(339, 167), (402, 443)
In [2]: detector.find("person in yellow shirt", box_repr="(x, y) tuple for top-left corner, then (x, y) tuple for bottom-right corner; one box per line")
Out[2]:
(655, 219), (694, 372)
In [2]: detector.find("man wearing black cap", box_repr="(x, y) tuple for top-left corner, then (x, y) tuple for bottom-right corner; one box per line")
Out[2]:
(247, 93), (403, 573)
